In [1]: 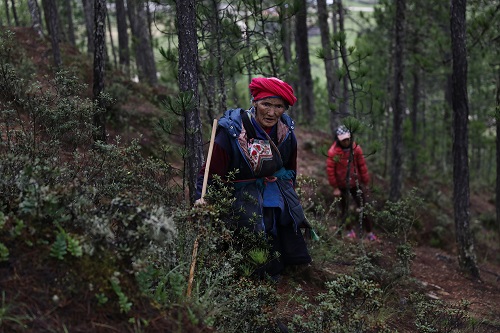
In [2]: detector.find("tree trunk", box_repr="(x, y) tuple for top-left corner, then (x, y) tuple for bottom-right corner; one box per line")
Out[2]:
(106, 11), (117, 69)
(317, 0), (338, 137)
(9, 0), (18, 26)
(280, 4), (292, 67)
(443, 72), (453, 172)
(210, 0), (227, 112)
(82, 0), (95, 55)
(93, 0), (107, 143)
(28, 0), (43, 37)
(4, 0), (10, 26)
(42, 0), (62, 67)
(389, 0), (406, 202)
(295, 0), (315, 123)
(128, 0), (157, 85)
(115, 0), (130, 75)
(337, 0), (349, 117)
(64, 0), (76, 46)
(332, 0), (342, 135)
(177, 0), (204, 204)
(450, 0), (479, 279)
(146, 0), (153, 45)
(495, 66), (500, 249)
(410, 64), (420, 179)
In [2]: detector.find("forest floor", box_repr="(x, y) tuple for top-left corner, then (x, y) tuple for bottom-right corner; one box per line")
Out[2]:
(3, 26), (500, 332)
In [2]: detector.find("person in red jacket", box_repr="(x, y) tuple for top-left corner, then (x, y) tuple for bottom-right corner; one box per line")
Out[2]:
(326, 126), (376, 241)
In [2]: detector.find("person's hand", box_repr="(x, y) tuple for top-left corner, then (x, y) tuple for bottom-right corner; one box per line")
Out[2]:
(194, 198), (206, 206)
(333, 187), (341, 197)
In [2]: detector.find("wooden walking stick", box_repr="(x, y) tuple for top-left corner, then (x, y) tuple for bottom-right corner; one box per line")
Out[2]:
(187, 118), (218, 297)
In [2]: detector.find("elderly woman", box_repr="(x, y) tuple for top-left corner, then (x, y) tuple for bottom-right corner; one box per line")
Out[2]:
(195, 77), (311, 278)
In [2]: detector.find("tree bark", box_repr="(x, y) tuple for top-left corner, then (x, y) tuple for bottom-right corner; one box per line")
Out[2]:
(317, 0), (338, 137)
(82, 0), (95, 55)
(42, 0), (62, 68)
(93, 0), (107, 143)
(9, 0), (18, 26)
(177, 0), (204, 204)
(28, 0), (43, 37)
(128, 0), (157, 85)
(295, 0), (315, 123)
(210, 0), (227, 112)
(389, 0), (406, 202)
(410, 65), (420, 179)
(3, 0), (10, 26)
(450, 0), (479, 279)
(106, 11), (117, 69)
(115, 0), (130, 75)
(64, 0), (76, 46)
(495, 66), (500, 250)
(337, 0), (349, 117)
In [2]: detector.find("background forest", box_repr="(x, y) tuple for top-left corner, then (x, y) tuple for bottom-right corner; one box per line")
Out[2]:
(0, 0), (499, 332)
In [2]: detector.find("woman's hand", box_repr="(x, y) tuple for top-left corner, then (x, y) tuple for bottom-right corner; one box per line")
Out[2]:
(333, 187), (341, 197)
(194, 198), (206, 206)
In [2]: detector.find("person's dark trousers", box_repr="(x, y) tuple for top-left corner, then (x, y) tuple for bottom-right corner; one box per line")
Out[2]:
(339, 186), (373, 232)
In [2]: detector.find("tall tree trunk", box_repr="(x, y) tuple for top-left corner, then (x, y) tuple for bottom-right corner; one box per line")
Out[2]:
(42, 0), (62, 68)
(177, 0), (203, 204)
(295, 0), (315, 123)
(495, 67), (500, 249)
(410, 65), (420, 179)
(146, 0), (153, 45)
(280, 4), (292, 67)
(450, 0), (479, 279)
(28, 0), (43, 37)
(4, 0), (10, 26)
(128, 0), (157, 85)
(443, 72), (453, 173)
(65, 0), (76, 46)
(115, 0), (130, 75)
(93, 0), (107, 143)
(82, 0), (95, 55)
(9, 0), (18, 26)
(337, 0), (349, 116)
(210, 0), (227, 112)
(317, 0), (338, 137)
(331, 0), (342, 133)
(107, 11), (117, 69)
(389, 0), (406, 202)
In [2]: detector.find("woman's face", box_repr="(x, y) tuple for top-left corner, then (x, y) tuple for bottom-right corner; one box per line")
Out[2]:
(253, 98), (286, 129)
(339, 138), (351, 148)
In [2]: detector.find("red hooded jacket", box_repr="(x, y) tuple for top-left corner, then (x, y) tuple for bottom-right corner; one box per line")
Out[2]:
(326, 141), (370, 189)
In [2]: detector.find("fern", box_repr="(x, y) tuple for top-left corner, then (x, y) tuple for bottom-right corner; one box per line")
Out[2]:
(50, 232), (67, 260)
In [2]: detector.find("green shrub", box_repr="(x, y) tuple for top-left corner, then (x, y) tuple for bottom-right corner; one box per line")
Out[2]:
(289, 274), (383, 332)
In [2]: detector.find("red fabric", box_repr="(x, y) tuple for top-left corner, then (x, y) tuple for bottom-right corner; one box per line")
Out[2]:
(249, 77), (297, 106)
(326, 141), (370, 189)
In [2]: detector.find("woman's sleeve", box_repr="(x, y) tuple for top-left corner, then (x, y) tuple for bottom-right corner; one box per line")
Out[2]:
(195, 131), (231, 199)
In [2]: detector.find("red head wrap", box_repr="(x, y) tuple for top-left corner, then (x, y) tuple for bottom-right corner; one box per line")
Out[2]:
(248, 77), (297, 106)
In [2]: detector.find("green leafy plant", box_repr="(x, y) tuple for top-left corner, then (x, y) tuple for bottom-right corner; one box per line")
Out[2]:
(411, 293), (470, 333)
(289, 274), (384, 332)
(0, 243), (8, 262)
(110, 276), (132, 314)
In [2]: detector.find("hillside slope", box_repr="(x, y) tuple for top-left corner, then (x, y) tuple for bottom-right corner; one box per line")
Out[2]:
(1, 26), (499, 332)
